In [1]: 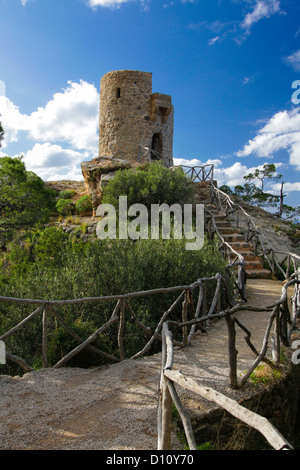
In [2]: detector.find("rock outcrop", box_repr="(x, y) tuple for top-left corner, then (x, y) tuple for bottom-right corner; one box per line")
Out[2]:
(81, 155), (138, 216)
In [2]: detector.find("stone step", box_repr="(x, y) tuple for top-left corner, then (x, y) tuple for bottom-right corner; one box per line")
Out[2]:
(217, 226), (242, 235)
(243, 253), (263, 262)
(244, 259), (265, 269)
(229, 257), (269, 274)
(228, 241), (254, 250)
(214, 220), (232, 228)
(220, 234), (245, 243)
(245, 268), (272, 279)
(197, 196), (272, 279)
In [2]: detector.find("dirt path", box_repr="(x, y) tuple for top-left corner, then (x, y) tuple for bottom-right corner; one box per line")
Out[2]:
(0, 279), (290, 450)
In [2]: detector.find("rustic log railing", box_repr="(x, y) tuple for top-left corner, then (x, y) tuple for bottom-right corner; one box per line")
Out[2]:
(179, 164), (214, 183)
(0, 273), (238, 373)
(172, 276), (299, 385)
(158, 273), (300, 450)
(204, 206), (246, 302)
(2, 269), (299, 449)
(137, 145), (173, 167)
(209, 184), (300, 280)
(1, 267), (299, 385)
(158, 322), (295, 450)
(1, 163), (299, 449)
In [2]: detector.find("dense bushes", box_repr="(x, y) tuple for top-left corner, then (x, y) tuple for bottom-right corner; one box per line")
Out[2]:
(58, 189), (76, 200)
(75, 195), (92, 215)
(0, 228), (232, 375)
(55, 193), (92, 216)
(0, 162), (232, 376)
(56, 198), (75, 216)
(0, 156), (56, 243)
(102, 161), (194, 209)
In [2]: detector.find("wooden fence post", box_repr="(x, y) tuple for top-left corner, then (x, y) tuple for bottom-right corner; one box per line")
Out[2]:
(272, 306), (280, 365)
(225, 315), (238, 389)
(118, 299), (125, 361)
(158, 324), (172, 450)
(42, 305), (48, 368)
(182, 290), (189, 347)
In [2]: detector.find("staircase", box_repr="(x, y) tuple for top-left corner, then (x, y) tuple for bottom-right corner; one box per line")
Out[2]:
(193, 182), (271, 279)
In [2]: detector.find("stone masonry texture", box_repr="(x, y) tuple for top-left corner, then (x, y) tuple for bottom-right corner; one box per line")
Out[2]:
(98, 70), (174, 167)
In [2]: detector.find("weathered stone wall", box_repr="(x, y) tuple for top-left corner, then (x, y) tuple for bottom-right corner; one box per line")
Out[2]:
(98, 70), (174, 167)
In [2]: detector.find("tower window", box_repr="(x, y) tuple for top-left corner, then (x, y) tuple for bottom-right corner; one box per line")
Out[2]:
(116, 87), (121, 98)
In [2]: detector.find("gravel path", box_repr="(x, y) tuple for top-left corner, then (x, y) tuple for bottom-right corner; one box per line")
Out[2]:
(0, 279), (289, 450)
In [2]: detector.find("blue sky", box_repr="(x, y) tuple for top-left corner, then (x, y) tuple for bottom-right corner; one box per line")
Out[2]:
(1, 0), (300, 207)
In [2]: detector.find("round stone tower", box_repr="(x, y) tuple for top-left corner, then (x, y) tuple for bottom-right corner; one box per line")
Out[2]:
(98, 70), (174, 167)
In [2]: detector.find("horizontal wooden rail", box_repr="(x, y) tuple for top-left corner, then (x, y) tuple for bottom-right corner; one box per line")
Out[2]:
(179, 164), (214, 183)
(209, 183), (300, 280)
(0, 272), (240, 373)
(0, 281), (203, 306)
(164, 369), (293, 450)
(158, 321), (294, 450)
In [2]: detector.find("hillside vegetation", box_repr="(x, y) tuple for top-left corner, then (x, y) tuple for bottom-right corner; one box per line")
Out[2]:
(0, 159), (232, 376)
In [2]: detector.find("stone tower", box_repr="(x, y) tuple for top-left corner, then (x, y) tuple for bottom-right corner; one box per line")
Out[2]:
(98, 70), (174, 167)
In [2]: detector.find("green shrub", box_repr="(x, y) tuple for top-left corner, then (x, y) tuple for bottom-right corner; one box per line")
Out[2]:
(102, 161), (194, 209)
(0, 228), (233, 375)
(58, 189), (76, 199)
(0, 156), (56, 243)
(56, 198), (75, 216)
(75, 194), (93, 215)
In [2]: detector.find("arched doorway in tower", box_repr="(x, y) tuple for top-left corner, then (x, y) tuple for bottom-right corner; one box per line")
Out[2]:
(151, 133), (163, 160)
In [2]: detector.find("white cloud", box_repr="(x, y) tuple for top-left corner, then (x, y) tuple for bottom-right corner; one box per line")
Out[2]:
(31, 165), (84, 182)
(237, 108), (300, 171)
(240, 0), (282, 34)
(22, 143), (90, 181)
(284, 50), (300, 72)
(271, 181), (300, 193)
(21, 0), (138, 9)
(0, 80), (6, 97)
(174, 157), (222, 167)
(193, 1), (283, 46)
(214, 161), (250, 187)
(0, 80), (99, 151)
(88, 0), (133, 8)
(27, 81), (99, 151)
(213, 161), (283, 188)
(23, 143), (90, 169)
(243, 75), (254, 85)
(289, 141), (300, 171)
(208, 36), (221, 46)
(174, 157), (283, 188)
(0, 80), (99, 180)
(0, 96), (28, 146)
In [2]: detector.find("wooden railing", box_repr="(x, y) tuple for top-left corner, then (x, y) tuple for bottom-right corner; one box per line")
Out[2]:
(155, 165), (300, 450)
(158, 317), (296, 450)
(204, 207), (246, 302)
(210, 184), (300, 280)
(2, 268), (299, 449)
(179, 164), (214, 183)
(1, 267), (299, 384)
(1, 163), (300, 449)
(168, 275), (300, 386)
(0, 272), (238, 373)
(137, 145), (173, 167)
(157, 272), (300, 451)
